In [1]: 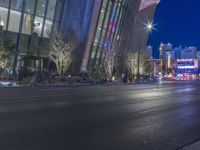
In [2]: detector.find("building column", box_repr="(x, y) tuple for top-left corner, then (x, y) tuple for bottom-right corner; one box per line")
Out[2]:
(80, 0), (101, 72)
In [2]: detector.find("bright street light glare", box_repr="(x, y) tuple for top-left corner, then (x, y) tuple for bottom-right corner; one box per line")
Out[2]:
(144, 22), (156, 32)
(147, 24), (153, 30)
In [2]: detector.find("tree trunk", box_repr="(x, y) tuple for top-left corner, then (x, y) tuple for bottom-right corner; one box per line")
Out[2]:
(12, 53), (18, 76)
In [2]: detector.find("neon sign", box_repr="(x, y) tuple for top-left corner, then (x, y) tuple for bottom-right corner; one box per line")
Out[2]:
(177, 66), (196, 69)
(177, 59), (194, 62)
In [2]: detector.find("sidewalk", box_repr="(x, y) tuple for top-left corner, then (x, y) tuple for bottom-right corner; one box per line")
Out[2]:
(0, 80), (157, 88)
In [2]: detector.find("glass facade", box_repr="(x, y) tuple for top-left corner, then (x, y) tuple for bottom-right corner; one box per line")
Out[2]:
(0, 0), (155, 75)
(0, 0), (64, 57)
(88, 0), (129, 69)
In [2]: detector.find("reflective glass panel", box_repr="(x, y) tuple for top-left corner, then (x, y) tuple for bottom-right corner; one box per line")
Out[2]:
(46, 0), (56, 19)
(11, 0), (23, 11)
(25, 0), (36, 14)
(36, 0), (47, 17)
(8, 9), (21, 32)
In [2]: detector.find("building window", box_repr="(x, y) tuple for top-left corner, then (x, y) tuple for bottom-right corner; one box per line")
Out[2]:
(25, 0), (36, 14)
(0, 0), (9, 8)
(11, 0), (23, 11)
(29, 35), (40, 55)
(53, 0), (63, 22)
(102, 0), (108, 8)
(46, 0), (56, 19)
(36, 0), (47, 17)
(43, 19), (53, 38)
(22, 13), (34, 34)
(8, 9), (21, 32)
(19, 34), (29, 54)
(0, 7), (8, 30)
(91, 45), (98, 59)
(33, 16), (44, 36)
(40, 38), (50, 56)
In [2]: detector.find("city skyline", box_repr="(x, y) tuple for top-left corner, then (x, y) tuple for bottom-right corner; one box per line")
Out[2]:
(148, 0), (200, 57)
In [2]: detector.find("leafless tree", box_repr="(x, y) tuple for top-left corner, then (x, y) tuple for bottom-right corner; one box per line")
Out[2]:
(127, 51), (145, 81)
(127, 52), (137, 78)
(103, 47), (117, 80)
(49, 31), (76, 77)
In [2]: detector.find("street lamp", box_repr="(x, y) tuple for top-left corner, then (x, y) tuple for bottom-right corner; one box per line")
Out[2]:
(137, 22), (154, 83)
(147, 24), (153, 31)
(145, 22), (155, 32)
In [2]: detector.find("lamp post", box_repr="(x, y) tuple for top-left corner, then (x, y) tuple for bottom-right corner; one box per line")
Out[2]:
(137, 22), (153, 83)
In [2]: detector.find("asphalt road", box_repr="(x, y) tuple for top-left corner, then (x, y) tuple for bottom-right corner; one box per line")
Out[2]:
(0, 81), (200, 150)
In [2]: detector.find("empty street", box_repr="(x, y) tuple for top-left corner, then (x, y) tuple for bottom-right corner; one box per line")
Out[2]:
(0, 82), (199, 149)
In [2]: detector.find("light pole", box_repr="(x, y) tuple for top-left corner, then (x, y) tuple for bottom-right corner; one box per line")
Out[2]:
(137, 22), (153, 83)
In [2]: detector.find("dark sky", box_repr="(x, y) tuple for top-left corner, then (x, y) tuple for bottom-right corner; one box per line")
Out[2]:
(148, 0), (200, 57)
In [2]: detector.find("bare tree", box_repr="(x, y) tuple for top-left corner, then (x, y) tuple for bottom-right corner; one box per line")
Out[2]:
(127, 52), (138, 79)
(103, 47), (117, 80)
(49, 31), (76, 77)
(127, 51), (145, 81)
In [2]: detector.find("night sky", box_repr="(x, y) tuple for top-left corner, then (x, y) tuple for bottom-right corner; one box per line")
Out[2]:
(148, 0), (200, 57)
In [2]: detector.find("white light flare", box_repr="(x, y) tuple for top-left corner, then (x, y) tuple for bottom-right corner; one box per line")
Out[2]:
(144, 22), (156, 32)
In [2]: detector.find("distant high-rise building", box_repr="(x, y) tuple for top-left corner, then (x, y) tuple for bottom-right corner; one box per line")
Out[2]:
(172, 46), (182, 59)
(181, 47), (197, 59)
(171, 50), (176, 60)
(159, 42), (173, 60)
(159, 44), (197, 60)
(196, 51), (200, 61)
(145, 46), (153, 58)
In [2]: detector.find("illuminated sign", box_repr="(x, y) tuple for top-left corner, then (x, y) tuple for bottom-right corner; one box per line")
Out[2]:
(177, 59), (194, 62)
(176, 59), (198, 69)
(177, 66), (196, 69)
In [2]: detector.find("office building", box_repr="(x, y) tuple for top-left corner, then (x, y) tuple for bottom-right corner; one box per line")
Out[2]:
(145, 45), (153, 58)
(0, 0), (159, 75)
